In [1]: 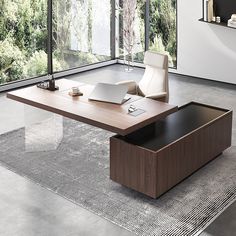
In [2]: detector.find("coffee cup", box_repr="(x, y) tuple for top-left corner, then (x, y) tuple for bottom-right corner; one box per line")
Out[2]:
(72, 87), (80, 94)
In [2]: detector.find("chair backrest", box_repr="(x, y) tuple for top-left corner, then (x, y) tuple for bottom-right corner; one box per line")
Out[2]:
(138, 51), (169, 102)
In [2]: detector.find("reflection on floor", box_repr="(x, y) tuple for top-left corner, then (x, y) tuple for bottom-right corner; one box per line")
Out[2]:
(0, 64), (235, 236)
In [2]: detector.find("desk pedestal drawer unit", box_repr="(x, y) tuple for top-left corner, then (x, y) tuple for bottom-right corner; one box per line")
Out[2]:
(110, 102), (232, 198)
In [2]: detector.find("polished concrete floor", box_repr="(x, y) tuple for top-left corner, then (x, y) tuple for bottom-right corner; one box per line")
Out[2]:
(0, 64), (235, 236)
(200, 201), (236, 236)
(0, 165), (134, 236)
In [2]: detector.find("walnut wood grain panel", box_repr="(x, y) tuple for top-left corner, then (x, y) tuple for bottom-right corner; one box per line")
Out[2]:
(7, 79), (177, 135)
(110, 137), (157, 198)
(156, 111), (232, 196)
(110, 106), (232, 198)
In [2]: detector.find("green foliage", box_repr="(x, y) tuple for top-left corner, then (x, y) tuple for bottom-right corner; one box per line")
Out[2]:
(0, 37), (25, 84)
(52, 0), (72, 61)
(74, 52), (100, 65)
(24, 50), (62, 77)
(52, 0), (110, 71)
(133, 52), (145, 62)
(62, 50), (106, 68)
(149, 36), (174, 67)
(149, 0), (177, 67)
(123, 0), (177, 67)
(0, 0), (47, 54)
(0, 0), (48, 84)
(0, 0), (177, 85)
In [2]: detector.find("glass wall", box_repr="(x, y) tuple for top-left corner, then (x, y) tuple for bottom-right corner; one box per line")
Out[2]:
(119, 0), (177, 67)
(0, 0), (48, 85)
(149, 0), (177, 67)
(52, 0), (112, 72)
(0, 0), (112, 86)
(118, 0), (145, 63)
(0, 0), (177, 87)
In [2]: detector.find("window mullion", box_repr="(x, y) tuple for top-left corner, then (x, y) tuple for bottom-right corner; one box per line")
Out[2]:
(145, 0), (150, 51)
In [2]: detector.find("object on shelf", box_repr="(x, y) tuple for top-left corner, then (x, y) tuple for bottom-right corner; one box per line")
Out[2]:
(204, 0), (209, 21)
(208, 0), (214, 22)
(228, 13), (236, 28)
(199, 18), (236, 29)
(216, 16), (221, 23)
(231, 14), (236, 21)
(228, 20), (236, 28)
(201, 0), (236, 28)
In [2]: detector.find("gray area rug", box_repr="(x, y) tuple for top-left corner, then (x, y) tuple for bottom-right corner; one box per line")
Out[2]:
(0, 118), (236, 236)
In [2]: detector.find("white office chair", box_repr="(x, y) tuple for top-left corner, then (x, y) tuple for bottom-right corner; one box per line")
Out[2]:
(117, 51), (169, 103)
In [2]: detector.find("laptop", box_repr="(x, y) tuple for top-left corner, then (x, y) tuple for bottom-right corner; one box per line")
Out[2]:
(89, 83), (131, 105)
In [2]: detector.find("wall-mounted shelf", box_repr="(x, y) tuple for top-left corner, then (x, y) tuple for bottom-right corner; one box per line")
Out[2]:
(199, 18), (236, 30)
(201, 0), (236, 30)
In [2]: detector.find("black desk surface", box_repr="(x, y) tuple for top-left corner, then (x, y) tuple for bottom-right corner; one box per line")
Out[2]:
(120, 102), (229, 152)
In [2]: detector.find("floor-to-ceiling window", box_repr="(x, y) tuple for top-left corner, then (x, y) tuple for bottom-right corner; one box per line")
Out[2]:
(119, 0), (177, 68)
(149, 0), (177, 67)
(0, 0), (177, 88)
(52, 0), (112, 72)
(0, 0), (113, 87)
(0, 0), (48, 85)
(118, 0), (145, 63)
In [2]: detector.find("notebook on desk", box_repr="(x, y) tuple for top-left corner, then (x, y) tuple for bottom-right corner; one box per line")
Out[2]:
(89, 83), (131, 105)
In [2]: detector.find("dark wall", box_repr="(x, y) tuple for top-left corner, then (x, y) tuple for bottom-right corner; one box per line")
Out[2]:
(214, 0), (236, 22)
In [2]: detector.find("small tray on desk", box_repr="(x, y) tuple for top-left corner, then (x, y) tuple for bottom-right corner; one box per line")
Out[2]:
(68, 91), (83, 97)
(128, 109), (146, 117)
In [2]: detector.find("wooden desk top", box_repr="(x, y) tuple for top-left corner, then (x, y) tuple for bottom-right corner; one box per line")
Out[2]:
(7, 79), (178, 135)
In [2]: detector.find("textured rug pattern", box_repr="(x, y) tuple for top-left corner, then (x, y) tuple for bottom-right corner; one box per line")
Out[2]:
(0, 118), (236, 236)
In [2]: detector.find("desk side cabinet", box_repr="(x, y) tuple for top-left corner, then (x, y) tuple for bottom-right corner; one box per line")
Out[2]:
(110, 102), (232, 198)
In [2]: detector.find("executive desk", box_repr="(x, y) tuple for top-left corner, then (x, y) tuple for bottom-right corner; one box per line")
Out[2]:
(7, 79), (232, 198)
(7, 79), (177, 136)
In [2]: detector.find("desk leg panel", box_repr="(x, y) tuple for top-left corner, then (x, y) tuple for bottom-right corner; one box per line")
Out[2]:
(110, 137), (157, 198)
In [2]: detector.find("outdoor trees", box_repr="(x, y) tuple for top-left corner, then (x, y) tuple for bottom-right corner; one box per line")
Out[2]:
(120, 0), (177, 67)
(53, 0), (73, 66)
(0, 0), (112, 85)
(149, 0), (177, 67)
(0, 0), (177, 85)
(52, 0), (101, 71)
(0, 0), (48, 84)
(0, 37), (25, 83)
